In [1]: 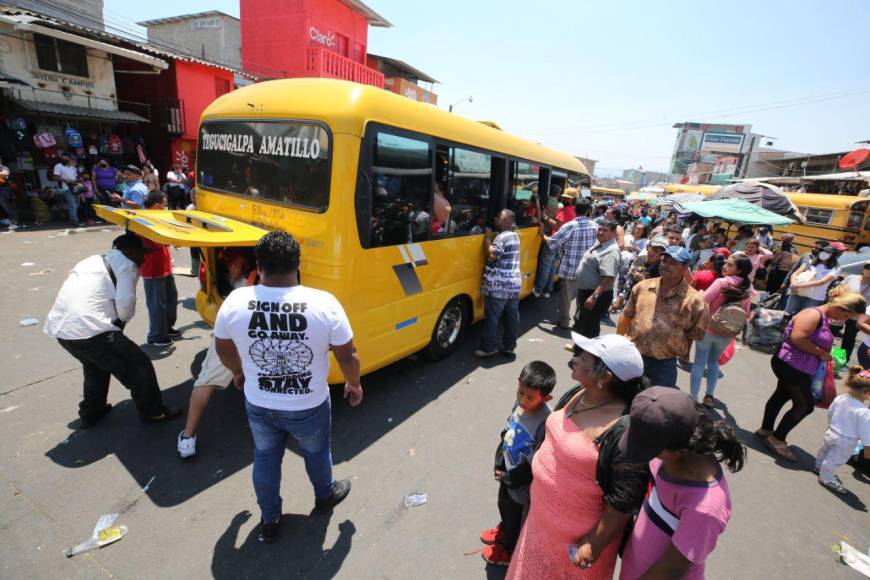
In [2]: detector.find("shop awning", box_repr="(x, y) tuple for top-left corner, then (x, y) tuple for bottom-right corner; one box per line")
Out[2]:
(0, 15), (168, 70)
(682, 198), (795, 226)
(11, 99), (148, 124)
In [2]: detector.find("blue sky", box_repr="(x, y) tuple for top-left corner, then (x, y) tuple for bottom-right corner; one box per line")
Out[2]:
(104, 0), (870, 176)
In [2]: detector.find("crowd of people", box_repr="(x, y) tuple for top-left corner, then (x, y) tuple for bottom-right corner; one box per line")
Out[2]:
(39, 186), (869, 577)
(476, 191), (869, 574)
(0, 154), (194, 229)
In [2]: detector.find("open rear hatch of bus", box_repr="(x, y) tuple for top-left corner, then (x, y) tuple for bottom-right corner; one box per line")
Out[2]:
(94, 205), (269, 246)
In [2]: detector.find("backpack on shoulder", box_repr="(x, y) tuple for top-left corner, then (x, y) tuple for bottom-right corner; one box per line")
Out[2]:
(709, 302), (748, 337)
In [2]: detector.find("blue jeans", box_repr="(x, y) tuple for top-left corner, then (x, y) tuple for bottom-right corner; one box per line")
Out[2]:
(689, 333), (733, 400)
(482, 295), (519, 353)
(533, 243), (557, 294)
(246, 398), (335, 522)
(642, 356), (678, 388)
(61, 188), (78, 224)
(143, 276), (178, 343)
(785, 294), (823, 316)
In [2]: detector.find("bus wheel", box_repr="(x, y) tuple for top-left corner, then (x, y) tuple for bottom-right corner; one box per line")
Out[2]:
(425, 297), (468, 360)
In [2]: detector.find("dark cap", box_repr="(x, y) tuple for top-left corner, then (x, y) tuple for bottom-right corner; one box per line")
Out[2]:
(112, 232), (153, 253)
(124, 164), (142, 175)
(618, 387), (699, 463)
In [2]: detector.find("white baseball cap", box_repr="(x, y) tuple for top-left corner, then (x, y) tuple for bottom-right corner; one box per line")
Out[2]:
(571, 332), (644, 382)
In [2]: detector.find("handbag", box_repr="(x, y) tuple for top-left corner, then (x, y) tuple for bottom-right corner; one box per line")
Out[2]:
(718, 339), (735, 366)
(815, 360), (836, 409)
(792, 268), (816, 297)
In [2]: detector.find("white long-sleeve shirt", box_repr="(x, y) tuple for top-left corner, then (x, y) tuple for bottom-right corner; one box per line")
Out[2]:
(43, 249), (139, 340)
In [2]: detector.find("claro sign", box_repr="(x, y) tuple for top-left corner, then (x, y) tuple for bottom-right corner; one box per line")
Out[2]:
(309, 26), (336, 48)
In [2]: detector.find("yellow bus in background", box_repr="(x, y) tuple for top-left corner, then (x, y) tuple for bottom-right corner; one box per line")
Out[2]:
(591, 186), (626, 201)
(779, 192), (870, 251)
(97, 78), (588, 382)
(662, 183), (721, 196)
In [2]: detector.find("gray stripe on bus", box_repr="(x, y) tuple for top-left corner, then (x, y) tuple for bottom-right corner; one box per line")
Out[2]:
(392, 263), (423, 296)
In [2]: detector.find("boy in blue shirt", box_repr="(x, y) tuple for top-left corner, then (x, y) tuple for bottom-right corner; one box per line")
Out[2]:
(480, 361), (556, 566)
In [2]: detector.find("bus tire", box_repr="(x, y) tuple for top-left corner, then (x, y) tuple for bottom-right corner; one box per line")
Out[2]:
(425, 297), (469, 360)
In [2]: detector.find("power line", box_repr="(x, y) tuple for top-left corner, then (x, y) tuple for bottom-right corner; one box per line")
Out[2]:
(516, 87), (870, 136)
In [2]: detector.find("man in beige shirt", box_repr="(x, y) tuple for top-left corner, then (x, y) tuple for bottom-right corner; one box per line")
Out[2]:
(618, 246), (708, 388)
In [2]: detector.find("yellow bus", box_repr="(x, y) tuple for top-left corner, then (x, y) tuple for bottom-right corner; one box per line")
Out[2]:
(779, 192), (870, 251)
(97, 78), (589, 382)
(591, 186), (625, 201)
(661, 183), (721, 196)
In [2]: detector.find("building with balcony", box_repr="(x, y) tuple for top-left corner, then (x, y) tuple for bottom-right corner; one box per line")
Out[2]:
(367, 54), (437, 104)
(240, 0), (390, 87)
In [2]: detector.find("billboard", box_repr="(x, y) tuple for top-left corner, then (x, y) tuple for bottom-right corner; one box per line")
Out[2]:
(710, 156), (738, 184)
(701, 132), (745, 154)
(683, 130), (703, 152)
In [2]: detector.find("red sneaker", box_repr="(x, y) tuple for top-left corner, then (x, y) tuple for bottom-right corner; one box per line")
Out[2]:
(482, 544), (512, 566)
(480, 524), (502, 545)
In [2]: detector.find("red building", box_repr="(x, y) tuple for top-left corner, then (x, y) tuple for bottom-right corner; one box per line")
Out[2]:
(240, 0), (391, 86)
(114, 55), (248, 173)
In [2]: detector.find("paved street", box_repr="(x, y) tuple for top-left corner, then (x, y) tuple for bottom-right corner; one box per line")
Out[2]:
(0, 227), (867, 580)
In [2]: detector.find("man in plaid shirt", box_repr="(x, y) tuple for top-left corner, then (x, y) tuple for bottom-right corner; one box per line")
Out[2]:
(542, 199), (598, 328)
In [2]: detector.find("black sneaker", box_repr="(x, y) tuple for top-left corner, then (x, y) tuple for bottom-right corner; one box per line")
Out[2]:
(259, 518), (281, 543)
(142, 406), (183, 423)
(167, 328), (182, 337)
(147, 339), (173, 347)
(79, 404), (113, 428)
(314, 479), (351, 511)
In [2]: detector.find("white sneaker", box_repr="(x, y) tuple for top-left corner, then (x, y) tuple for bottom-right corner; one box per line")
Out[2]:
(177, 431), (197, 458)
(532, 288), (542, 298)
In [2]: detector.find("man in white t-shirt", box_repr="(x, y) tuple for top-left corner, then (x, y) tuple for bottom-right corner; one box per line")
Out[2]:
(213, 232), (362, 543)
(53, 155), (80, 225)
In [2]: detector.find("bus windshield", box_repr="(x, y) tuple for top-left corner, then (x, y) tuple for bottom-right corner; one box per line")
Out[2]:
(197, 120), (331, 211)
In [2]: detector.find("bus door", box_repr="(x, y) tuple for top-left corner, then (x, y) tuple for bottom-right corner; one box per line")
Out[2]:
(94, 205), (269, 321)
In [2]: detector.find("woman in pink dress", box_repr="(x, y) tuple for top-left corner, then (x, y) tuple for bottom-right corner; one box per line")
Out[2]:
(507, 333), (650, 579)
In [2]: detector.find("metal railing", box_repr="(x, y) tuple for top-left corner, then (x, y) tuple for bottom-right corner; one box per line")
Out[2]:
(305, 47), (384, 88)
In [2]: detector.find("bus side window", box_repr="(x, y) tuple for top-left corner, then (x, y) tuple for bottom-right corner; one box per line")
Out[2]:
(370, 131), (433, 247)
(434, 146), (492, 237)
(507, 161), (541, 227)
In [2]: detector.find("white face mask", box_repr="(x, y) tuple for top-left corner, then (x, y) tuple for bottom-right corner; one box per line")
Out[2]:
(818, 252), (832, 261)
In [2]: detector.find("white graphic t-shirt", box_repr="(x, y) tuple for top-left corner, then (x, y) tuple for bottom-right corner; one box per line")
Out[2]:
(214, 284), (353, 411)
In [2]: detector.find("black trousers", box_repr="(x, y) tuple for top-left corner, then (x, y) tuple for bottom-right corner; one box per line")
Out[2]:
(497, 482), (526, 553)
(762, 356), (814, 441)
(573, 288), (613, 339)
(841, 318), (859, 362)
(58, 331), (165, 420)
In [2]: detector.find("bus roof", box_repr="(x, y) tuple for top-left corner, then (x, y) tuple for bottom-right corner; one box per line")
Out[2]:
(201, 78), (589, 176)
(591, 186), (624, 195)
(662, 183), (721, 195)
(785, 192), (869, 210)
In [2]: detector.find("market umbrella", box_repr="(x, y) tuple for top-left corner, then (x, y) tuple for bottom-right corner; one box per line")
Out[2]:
(626, 191), (657, 202)
(708, 181), (805, 223)
(660, 192), (706, 215)
(682, 198), (795, 226)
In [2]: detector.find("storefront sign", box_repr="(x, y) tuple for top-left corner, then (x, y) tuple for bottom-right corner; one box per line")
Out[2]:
(191, 17), (221, 30)
(31, 71), (95, 89)
(309, 26), (336, 48)
(700, 132), (745, 154)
